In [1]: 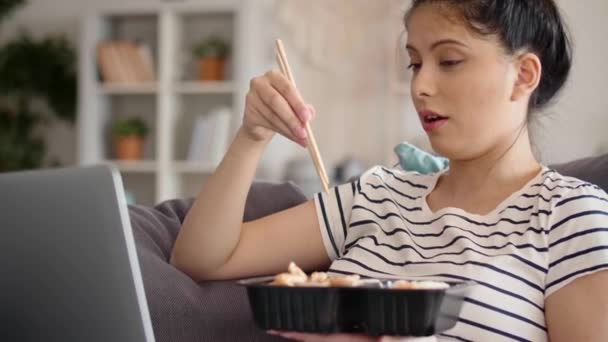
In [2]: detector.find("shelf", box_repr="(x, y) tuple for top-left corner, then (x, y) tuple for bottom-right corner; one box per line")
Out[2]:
(173, 161), (217, 174)
(99, 82), (158, 95)
(81, 3), (247, 206)
(175, 81), (235, 94)
(98, 82), (234, 95)
(105, 160), (157, 173)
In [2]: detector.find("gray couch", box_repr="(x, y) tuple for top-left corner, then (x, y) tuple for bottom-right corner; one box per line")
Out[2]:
(128, 154), (608, 342)
(129, 182), (307, 342)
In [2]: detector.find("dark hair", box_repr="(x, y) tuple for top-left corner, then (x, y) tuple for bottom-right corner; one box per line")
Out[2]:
(405, 0), (572, 113)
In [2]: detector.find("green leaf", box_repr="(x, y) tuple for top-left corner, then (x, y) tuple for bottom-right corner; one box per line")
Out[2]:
(0, 107), (45, 172)
(0, 0), (26, 24)
(193, 36), (231, 59)
(0, 33), (77, 122)
(111, 118), (149, 138)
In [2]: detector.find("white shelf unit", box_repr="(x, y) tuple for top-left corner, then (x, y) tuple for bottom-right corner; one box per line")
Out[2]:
(99, 82), (159, 95)
(78, 1), (254, 206)
(175, 81), (235, 94)
(103, 160), (158, 173)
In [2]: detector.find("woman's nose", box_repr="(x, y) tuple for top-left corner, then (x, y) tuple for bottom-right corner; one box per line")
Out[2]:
(411, 66), (436, 99)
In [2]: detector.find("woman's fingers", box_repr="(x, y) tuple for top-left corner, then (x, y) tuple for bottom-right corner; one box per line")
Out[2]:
(242, 70), (313, 147)
(256, 77), (308, 142)
(266, 70), (312, 124)
(307, 104), (316, 121)
(247, 91), (301, 145)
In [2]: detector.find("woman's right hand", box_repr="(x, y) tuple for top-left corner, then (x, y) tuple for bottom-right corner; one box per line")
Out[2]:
(241, 70), (315, 148)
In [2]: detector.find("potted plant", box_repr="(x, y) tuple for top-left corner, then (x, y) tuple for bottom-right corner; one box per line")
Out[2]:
(193, 36), (230, 81)
(0, 35), (76, 172)
(0, 0), (25, 22)
(0, 0), (77, 172)
(111, 117), (148, 160)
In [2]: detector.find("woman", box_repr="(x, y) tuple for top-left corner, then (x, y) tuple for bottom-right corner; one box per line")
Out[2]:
(171, 0), (608, 341)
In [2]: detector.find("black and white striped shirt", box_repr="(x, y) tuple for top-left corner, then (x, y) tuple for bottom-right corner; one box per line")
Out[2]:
(314, 165), (608, 341)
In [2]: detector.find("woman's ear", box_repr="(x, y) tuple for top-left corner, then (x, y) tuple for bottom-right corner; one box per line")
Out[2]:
(511, 52), (542, 102)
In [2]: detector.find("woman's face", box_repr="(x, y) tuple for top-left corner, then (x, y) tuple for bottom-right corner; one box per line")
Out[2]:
(406, 4), (526, 161)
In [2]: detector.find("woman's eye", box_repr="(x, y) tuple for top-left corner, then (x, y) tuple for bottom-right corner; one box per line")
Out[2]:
(440, 60), (463, 67)
(407, 63), (421, 71)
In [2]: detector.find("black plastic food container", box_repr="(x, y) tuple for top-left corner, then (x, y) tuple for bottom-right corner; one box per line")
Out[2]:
(239, 277), (475, 337)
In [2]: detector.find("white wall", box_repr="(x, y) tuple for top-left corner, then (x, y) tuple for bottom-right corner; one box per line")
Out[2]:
(3, 0), (608, 173)
(535, 0), (608, 164)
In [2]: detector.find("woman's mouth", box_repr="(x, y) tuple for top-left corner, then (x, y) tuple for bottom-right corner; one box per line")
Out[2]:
(419, 110), (448, 132)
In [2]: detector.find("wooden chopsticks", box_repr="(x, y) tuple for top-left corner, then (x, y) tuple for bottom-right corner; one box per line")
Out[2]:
(275, 39), (330, 193)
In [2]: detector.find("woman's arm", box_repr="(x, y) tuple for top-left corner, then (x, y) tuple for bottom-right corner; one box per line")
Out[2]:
(546, 270), (608, 341)
(170, 71), (330, 281)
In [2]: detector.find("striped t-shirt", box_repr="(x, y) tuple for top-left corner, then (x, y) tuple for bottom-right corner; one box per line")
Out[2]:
(313, 165), (608, 341)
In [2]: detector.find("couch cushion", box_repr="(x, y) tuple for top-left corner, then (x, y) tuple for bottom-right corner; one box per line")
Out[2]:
(129, 181), (307, 342)
(550, 153), (608, 192)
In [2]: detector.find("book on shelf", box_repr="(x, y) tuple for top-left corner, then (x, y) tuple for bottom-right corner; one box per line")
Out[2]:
(96, 40), (156, 84)
(187, 106), (232, 166)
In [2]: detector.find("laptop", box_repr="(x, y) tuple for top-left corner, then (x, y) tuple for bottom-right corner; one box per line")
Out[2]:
(0, 165), (155, 342)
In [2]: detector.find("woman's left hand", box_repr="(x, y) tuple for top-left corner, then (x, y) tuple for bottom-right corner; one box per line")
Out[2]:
(268, 330), (437, 342)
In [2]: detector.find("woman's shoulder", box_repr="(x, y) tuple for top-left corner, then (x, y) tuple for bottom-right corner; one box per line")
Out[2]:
(355, 165), (441, 197)
(540, 168), (606, 194)
(356, 164), (442, 186)
(538, 167), (608, 210)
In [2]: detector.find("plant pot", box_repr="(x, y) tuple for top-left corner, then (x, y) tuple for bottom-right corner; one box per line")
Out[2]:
(198, 57), (225, 81)
(114, 136), (144, 160)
